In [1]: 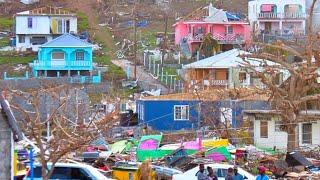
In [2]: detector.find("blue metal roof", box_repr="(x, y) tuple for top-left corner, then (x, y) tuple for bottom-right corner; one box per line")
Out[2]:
(41, 33), (93, 47)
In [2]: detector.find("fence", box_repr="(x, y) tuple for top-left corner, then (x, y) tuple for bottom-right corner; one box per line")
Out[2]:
(143, 52), (184, 93)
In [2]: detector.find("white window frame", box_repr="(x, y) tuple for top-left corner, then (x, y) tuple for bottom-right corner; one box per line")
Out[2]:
(76, 51), (85, 61)
(174, 105), (189, 121)
(51, 51), (65, 61)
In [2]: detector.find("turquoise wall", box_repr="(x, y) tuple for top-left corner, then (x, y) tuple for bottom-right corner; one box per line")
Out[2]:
(34, 46), (93, 71)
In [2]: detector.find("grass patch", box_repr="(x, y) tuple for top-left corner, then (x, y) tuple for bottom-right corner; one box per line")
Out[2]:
(77, 12), (89, 32)
(163, 67), (178, 76)
(94, 51), (126, 80)
(0, 37), (10, 47)
(0, 55), (35, 65)
(0, 17), (13, 30)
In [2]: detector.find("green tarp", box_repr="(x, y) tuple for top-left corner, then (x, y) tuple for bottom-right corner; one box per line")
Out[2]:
(138, 134), (162, 149)
(136, 149), (197, 161)
(111, 139), (138, 154)
(205, 146), (232, 161)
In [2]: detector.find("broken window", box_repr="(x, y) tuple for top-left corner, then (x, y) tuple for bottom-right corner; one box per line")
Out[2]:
(174, 105), (189, 120)
(302, 123), (312, 144)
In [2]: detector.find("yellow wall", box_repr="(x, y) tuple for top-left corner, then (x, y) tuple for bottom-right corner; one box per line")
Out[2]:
(112, 170), (137, 180)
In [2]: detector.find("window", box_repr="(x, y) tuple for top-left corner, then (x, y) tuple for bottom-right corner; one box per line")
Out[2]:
(226, 26), (233, 34)
(239, 72), (247, 81)
(302, 123), (312, 144)
(260, 121), (268, 138)
(58, 19), (63, 33)
(18, 35), (25, 43)
(52, 51), (65, 60)
(274, 120), (283, 132)
(76, 51), (85, 61)
(174, 105), (189, 120)
(256, 115), (270, 138)
(27, 17), (32, 28)
(30, 36), (47, 45)
(220, 108), (232, 124)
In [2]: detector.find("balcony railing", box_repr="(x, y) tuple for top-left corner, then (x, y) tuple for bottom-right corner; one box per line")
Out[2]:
(258, 12), (306, 19)
(283, 12), (306, 19)
(258, 13), (280, 19)
(33, 60), (92, 68)
(188, 33), (245, 44)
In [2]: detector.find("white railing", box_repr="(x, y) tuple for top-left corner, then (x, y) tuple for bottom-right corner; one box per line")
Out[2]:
(33, 60), (92, 68)
(258, 12), (306, 19)
(188, 33), (245, 44)
(258, 13), (280, 19)
(283, 12), (306, 19)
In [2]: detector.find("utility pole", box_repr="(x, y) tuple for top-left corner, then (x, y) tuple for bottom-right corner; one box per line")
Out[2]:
(161, 12), (168, 65)
(133, 5), (138, 80)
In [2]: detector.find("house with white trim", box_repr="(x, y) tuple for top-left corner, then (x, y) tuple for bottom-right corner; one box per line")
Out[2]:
(15, 6), (77, 51)
(180, 49), (290, 91)
(248, 0), (307, 37)
(245, 110), (320, 150)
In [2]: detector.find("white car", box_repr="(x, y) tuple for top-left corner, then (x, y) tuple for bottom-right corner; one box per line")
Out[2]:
(173, 163), (255, 180)
(24, 162), (113, 180)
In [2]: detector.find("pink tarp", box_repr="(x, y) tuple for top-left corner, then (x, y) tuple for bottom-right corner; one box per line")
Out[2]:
(182, 138), (202, 150)
(139, 139), (158, 150)
(207, 152), (226, 162)
(261, 4), (273, 12)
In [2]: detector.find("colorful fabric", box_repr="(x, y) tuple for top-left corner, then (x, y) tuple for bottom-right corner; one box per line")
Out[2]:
(202, 139), (229, 148)
(261, 4), (273, 12)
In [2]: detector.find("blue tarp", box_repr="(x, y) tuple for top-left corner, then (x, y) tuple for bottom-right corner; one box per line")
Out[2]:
(226, 12), (240, 21)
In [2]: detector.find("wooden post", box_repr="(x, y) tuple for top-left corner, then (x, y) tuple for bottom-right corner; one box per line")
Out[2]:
(165, 72), (168, 85)
(161, 67), (164, 81)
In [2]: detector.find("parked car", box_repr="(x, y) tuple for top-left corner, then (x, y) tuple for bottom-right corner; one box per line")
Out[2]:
(23, 162), (112, 180)
(172, 163), (255, 180)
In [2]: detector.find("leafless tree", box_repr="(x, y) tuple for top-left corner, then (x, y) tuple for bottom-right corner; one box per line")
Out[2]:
(243, 0), (320, 151)
(6, 85), (118, 180)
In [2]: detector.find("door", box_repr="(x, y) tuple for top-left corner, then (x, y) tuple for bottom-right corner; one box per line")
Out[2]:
(265, 22), (272, 33)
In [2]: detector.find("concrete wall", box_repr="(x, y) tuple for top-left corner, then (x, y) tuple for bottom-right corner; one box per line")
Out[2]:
(253, 115), (320, 150)
(253, 115), (288, 150)
(0, 111), (13, 180)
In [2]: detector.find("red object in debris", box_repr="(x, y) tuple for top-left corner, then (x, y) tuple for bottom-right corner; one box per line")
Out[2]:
(258, 166), (267, 173)
(99, 165), (109, 171)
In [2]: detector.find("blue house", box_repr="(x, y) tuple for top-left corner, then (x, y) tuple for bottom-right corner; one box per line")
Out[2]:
(136, 91), (271, 131)
(32, 33), (93, 77)
(137, 100), (201, 131)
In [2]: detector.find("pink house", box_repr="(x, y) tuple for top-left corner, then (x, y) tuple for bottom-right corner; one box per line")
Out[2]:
(174, 4), (251, 55)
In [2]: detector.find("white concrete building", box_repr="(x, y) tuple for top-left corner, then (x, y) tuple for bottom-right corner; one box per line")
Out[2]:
(15, 6), (77, 51)
(248, 0), (307, 36)
(245, 110), (320, 150)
